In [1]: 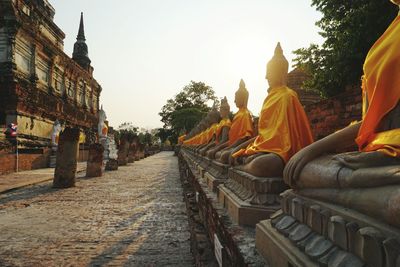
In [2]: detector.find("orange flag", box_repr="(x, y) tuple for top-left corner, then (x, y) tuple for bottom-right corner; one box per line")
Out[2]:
(356, 15), (400, 157)
(228, 108), (254, 146)
(233, 86), (313, 163)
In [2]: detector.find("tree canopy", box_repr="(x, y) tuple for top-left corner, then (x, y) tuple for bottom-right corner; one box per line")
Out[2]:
(293, 0), (398, 97)
(159, 81), (218, 144)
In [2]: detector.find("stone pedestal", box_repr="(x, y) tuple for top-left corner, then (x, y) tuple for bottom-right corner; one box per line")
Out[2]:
(127, 143), (136, 163)
(53, 127), (80, 188)
(105, 159), (118, 171)
(218, 168), (288, 226)
(48, 144), (58, 168)
(255, 189), (400, 267)
(100, 137), (109, 160)
(204, 160), (229, 193)
(117, 137), (129, 166)
(86, 143), (104, 177)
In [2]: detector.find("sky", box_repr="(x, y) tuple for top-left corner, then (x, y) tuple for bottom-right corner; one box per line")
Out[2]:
(51, 0), (323, 130)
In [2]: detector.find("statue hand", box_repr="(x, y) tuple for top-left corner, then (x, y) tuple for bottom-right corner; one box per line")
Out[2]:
(283, 145), (321, 188)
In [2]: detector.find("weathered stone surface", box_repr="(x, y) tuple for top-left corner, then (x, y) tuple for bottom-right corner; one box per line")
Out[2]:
(0, 152), (194, 266)
(117, 137), (130, 166)
(86, 143), (104, 177)
(0, 0), (102, 175)
(179, 149), (266, 266)
(256, 191), (400, 267)
(105, 159), (118, 171)
(53, 127), (80, 188)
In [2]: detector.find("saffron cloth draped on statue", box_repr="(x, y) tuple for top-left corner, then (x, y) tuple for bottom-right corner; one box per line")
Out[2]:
(228, 108), (253, 146)
(215, 118), (232, 144)
(356, 15), (400, 157)
(233, 86), (313, 163)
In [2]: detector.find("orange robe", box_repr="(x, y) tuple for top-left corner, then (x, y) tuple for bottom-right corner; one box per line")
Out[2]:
(228, 108), (254, 146)
(233, 86), (313, 163)
(356, 15), (400, 157)
(215, 118), (232, 144)
(204, 123), (218, 144)
(178, 134), (186, 144)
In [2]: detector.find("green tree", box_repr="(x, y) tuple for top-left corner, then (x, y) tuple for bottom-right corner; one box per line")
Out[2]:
(159, 81), (218, 143)
(294, 0), (397, 97)
(114, 122), (138, 145)
(155, 128), (173, 144)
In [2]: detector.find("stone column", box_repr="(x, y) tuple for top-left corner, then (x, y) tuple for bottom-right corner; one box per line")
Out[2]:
(53, 127), (80, 188)
(86, 143), (104, 177)
(127, 142), (136, 163)
(117, 136), (129, 166)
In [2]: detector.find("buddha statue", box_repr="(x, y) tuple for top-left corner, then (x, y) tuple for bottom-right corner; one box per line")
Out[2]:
(51, 120), (62, 148)
(187, 120), (206, 148)
(198, 107), (222, 156)
(210, 80), (254, 162)
(229, 43), (314, 177)
(283, 1), (400, 228)
(202, 97), (232, 157)
(98, 105), (108, 140)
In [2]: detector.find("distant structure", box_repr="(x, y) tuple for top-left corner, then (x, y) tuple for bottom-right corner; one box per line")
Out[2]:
(287, 68), (321, 106)
(0, 0), (102, 174)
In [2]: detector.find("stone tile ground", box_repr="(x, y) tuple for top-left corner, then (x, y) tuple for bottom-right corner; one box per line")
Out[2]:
(0, 152), (194, 267)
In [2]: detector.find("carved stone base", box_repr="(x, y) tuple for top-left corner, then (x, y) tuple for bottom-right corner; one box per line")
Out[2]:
(86, 143), (104, 177)
(127, 156), (135, 163)
(49, 154), (57, 168)
(217, 168), (288, 226)
(105, 159), (118, 171)
(255, 190), (400, 267)
(218, 184), (280, 226)
(204, 160), (229, 193)
(198, 165), (206, 179)
(256, 215), (318, 267)
(53, 127), (79, 188)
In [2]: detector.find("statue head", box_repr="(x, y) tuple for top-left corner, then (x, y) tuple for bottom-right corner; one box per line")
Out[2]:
(234, 79), (249, 109)
(220, 97), (230, 119)
(266, 42), (289, 88)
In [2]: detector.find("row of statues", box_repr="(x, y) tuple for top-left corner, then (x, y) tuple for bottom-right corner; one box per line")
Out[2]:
(181, 41), (314, 178)
(180, 1), (400, 264)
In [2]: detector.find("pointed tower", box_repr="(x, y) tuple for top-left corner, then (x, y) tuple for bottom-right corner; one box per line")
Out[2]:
(72, 12), (91, 71)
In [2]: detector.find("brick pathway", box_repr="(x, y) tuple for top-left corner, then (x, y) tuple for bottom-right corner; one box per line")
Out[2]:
(0, 152), (194, 267)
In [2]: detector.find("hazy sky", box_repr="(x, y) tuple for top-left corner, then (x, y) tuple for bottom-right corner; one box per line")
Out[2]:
(51, 0), (323, 130)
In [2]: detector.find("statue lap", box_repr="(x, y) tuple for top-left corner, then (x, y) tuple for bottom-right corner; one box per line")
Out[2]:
(237, 152), (284, 177)
(295, 151), (400, 227)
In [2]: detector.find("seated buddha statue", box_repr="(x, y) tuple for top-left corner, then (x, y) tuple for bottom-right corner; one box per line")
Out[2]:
(202, 97), (232, 157)
(284, 1), (400, 227)
(230, 43), (314, 177)
(178, 133), (186, 145)
(190, 120), (208, 149)
(198, 108), (221, 155)
(210, 79), (254, 162)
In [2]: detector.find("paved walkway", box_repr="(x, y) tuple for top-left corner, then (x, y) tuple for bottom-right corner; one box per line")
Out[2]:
(0, 162), (86, 194)
(0, 152), (194, 267)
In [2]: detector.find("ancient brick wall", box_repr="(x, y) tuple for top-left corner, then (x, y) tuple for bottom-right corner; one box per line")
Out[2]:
(305, 89), (362, 140)
(0, 148), (51, 175)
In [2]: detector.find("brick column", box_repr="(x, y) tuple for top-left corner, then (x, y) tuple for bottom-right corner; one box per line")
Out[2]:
(53, 127), (80, 188)
(86, 143), (104, 177)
